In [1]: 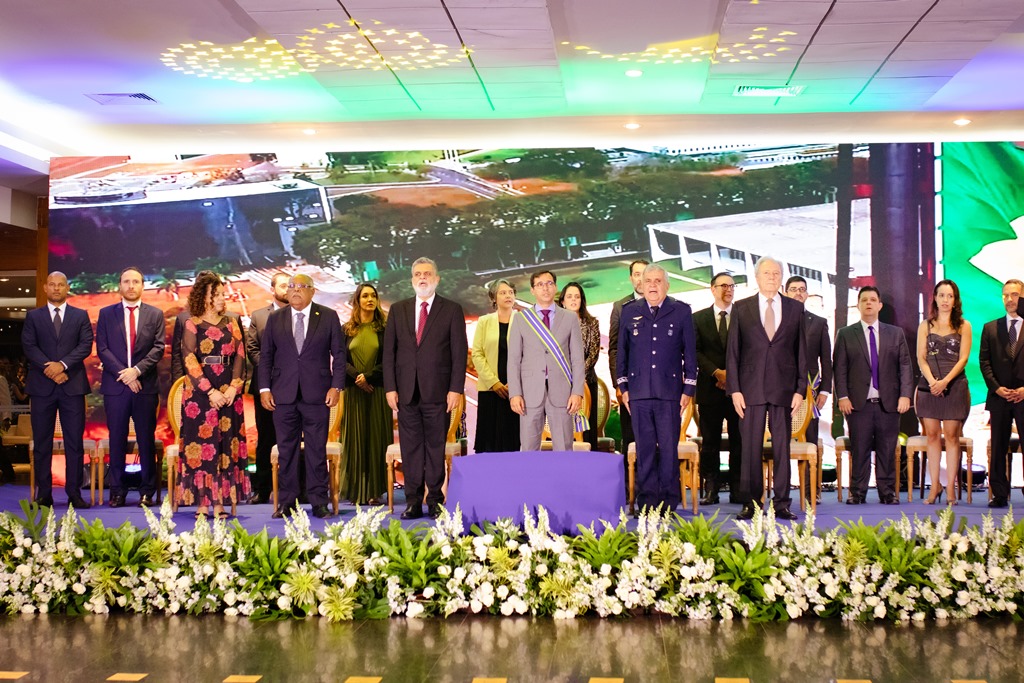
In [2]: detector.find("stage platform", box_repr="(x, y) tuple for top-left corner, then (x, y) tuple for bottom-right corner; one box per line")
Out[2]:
(2, 482), (1020, 534)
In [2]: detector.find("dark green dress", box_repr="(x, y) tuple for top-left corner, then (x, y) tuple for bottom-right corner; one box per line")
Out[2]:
(340, 324), (392, 504)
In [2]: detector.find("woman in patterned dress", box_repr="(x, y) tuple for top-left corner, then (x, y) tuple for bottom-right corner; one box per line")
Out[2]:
(558, 281), (601, 449)
(916, 279), (972, 505)
(177, 272), (250, 519)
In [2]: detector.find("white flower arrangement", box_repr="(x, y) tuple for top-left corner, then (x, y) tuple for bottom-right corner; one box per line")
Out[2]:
(2, 500), (1023, 623)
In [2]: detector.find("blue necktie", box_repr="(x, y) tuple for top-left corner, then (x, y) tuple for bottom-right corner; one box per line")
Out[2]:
(869, 325), (879, 390)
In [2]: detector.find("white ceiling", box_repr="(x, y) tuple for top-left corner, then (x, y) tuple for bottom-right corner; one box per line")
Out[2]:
(2, 0), (1024, 195)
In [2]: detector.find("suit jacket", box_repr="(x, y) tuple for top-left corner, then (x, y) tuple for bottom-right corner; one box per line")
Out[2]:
(22, 304), (94, 397)
(383, 295), (467, 404)
(608, 292), (640, 381)
(173, 308), (243, 382)
(508, 306), (584, 407)
(804, 311), (834, 397)
(616, 297), (697, 401)
(833, 321), (913, 412)
(472, 310), (517, 392)
(258, 302), (344, 403)
(979, 317), (1024, 410)
(244, 304), (279, 395)
(725, 294), (807, 406)
(96, 301), (165, 395)
(694, 305), (729, 405)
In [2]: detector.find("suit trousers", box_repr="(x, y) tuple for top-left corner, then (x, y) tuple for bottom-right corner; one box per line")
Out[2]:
(104, 391), (159, 497)
(251, 397), (277, 497)
(846, 401), (900, 498)
(697, 395), (741, 494)
(30, 392), (86, 498)
(520, 380), (573, 451)
(397, 390), (448, 508)
(988, 398), (1024, 500)
(272, 400), (330, 510)
(738, 403), (792, 508)
(631, 398), (682, 510)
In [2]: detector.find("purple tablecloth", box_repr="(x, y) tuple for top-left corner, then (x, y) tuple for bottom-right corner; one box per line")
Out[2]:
(445, 450), (626, 534)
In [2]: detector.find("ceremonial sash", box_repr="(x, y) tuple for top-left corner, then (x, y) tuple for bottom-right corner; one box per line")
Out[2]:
(520, 308), (590, 433)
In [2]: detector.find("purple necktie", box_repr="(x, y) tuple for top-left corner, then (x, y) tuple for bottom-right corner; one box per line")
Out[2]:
(541, 309), (551, 328)
(869, 325), (879, 390)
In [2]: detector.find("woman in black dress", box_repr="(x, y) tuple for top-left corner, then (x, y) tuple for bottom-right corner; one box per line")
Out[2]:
(471, 280), (520, 452)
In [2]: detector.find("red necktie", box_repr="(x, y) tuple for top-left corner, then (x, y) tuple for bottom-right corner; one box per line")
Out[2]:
(416, 300), (428, 345)
(127, 306), (138, 358)
(541, 309), (551, 328)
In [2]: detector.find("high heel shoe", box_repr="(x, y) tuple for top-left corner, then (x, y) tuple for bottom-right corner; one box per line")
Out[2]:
(946, 489), (958, 506)
(925, 489), (944, 505)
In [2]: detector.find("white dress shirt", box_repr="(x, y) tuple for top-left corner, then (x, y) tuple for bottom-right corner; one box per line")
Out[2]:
(415, 293), (436, 331)
(757, 292), (781, 328)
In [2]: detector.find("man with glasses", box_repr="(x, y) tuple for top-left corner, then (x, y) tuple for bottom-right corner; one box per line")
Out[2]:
(784, 276), (832, 449)
(259, 273), (344, 519)
(508, 270), (585, 451)
(693, 272), (741, 504)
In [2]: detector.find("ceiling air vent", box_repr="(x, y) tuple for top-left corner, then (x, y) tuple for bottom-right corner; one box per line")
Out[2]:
(85, 92), (159, 105)
(733, 85), (805, 97)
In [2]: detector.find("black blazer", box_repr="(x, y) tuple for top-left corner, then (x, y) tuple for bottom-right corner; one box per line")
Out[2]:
(383, 295), (467, 404)
(607, 292), (638, 382)
(725, 294), (807, 406)
(979, 317), (1024, 410)
(833, 321), (913, 412)
(21, 304), (94, 397)
(804, 311), (834, 397)
(694, 305), (729, 405)
(244, 304), (278, 395)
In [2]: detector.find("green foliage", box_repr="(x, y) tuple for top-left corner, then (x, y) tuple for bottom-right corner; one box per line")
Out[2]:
(672, 511), (731, 558)
(572, 520), (638, 570)
(714, 540), (784, 621)
(370, 520), (443, 592)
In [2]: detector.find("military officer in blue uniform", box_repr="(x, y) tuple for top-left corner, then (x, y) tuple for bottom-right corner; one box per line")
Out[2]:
(616, 263), (698, 511)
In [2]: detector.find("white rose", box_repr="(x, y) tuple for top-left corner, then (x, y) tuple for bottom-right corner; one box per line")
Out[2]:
(453, 567), (467, 581)
(536, 564), (548, 576)
(470, 599), (483, 613)
(441, 545), (453, 559)
(500, 601), (514, 616)
(600, 564), (612, 576)
(437, 565), (451, 577)
(423, 586), (436, 599)
(406, 601), (424, 618)
(277, 595), (292, 611)
(497, 585), (509, 599)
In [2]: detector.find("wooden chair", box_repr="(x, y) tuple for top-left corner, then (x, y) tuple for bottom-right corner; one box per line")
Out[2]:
(834, 436), (903, 502)
(386, 395), (466, 513)
(762, 386), (819, 512)
(163, 377), (186, 511)
(271, 395), (343, 515)
(906, 418), (974, 504)
(594, 378), (616, 452)
(3, 413), (34, 496)
(93, 400), (164, 506)
(626, 400), (700, 515)
(540, 384), (593, 451)
(24, 402), (97, 504)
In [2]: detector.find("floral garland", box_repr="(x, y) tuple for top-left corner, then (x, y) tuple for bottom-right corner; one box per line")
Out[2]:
(1, 501), (1022, 622)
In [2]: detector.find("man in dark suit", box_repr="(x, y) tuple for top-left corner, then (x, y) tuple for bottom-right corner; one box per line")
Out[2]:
(694, 272), (741, 504)
(979, 279), (1024, 508)
(784, 276), (833, 446)
(834, 286), (913, 505)
(616, 264), (697, 510)
(96, 266), (166, 507)
(726, 256), (807, 520)
(244, 272), (290, 504)
(608, 259), (648, 453)
(259, 273), (344, 519)
(21, 271), (94, 508)
(383, 257), (467, 520)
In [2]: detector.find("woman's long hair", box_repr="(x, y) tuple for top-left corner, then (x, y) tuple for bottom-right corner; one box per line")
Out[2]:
(928, 278), (964, 332)
(187, 272), (222, 318)
(344, 283), (387, 336)
(557, 281), (596, 324)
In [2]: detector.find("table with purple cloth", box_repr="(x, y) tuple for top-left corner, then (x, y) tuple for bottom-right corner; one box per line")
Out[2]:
(444, 450), (626, 534)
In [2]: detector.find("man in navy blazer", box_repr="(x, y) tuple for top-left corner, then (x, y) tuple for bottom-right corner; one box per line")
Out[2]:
(834, 286), (913, 505)
(96, 267), (166, 507)
(383, 257), (467, 520)
(21, 272), (94, 508)
(726, 256), (807, 520)
(616, 264), (697, 510)
(259, 273), (344, 519)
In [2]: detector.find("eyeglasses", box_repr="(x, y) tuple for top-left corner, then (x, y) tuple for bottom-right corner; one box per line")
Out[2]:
(713, 284), (735, 290)
(786, 287), (808, 294)
(533, 280), (556, 288)
(287, 283), (313, 290)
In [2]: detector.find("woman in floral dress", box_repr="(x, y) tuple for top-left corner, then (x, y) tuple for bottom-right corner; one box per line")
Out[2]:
(176, 272), (250, 518)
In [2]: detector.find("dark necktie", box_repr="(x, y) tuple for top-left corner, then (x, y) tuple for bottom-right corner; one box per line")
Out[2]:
(718, 310), (727, 344)
(650, 305), (659, 318)
(294, 311), (305, 353)
(541, 308), (551, 329)
(869, 325), (879, 390)
(417, 301), (428, 345)
(53, 308), (62, 337)
(127, 306), (138, 358)
(1010, 319), (1019, 356)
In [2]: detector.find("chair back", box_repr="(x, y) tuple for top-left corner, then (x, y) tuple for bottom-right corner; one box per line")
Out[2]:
(54, 411), (65, 440)
(328, 393), (343, 442)
(679, 399), (695, 440)
(15, 413), (31, 437)
(791, 386), (815, 442)
(166, 376), (187, 440)
(446, 394), (465, 443)
(596, 377), (611, 437)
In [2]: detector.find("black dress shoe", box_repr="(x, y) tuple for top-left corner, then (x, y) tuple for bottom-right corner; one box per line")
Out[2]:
(427, 503), (444, 519)
(699, 493), (720, 506)
(846, 494), (863, 505)
(247, 492), (270, 505)
(109, 494), (126, 508)
(33, 496), (54, 508)
(271, 509), (286, 519)
(311, 504), (332, 519)
(880, 493), (900, 505)
(138, 495), (156, 507)
(989, 497), (1009, 508)
(400, 506), (423, 520)
(774, 507), (798, 521)
(736, 504), (756, 520)
(67, 495), (91, 510)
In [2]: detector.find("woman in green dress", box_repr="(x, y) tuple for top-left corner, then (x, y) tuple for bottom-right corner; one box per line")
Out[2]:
(341, 283), (392, 505)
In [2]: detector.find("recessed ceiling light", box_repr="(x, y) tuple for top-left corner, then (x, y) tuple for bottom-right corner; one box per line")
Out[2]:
(734, 84), (804, 97)
(302, 128), (317, 135)
(624, 123), (641, 130)
(625, 69), (643, 78)
(953, 118), (971, 126)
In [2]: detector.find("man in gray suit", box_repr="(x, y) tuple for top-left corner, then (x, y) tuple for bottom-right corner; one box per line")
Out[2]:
(833, 286), (913, 505)
(509, 270), (585, 451)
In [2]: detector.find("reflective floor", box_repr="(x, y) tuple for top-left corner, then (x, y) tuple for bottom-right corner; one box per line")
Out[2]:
(0, 614), (1022, 682)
